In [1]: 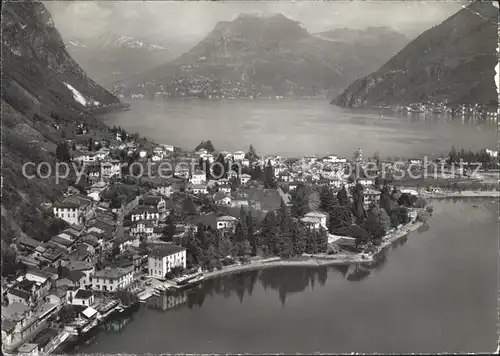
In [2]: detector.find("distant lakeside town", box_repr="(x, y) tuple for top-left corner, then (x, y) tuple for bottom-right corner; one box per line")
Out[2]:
(3, 122), (499, 355)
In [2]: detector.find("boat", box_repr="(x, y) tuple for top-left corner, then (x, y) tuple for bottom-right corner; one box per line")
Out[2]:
(473, 204), (478, 207)
(172, 271), (204, 289)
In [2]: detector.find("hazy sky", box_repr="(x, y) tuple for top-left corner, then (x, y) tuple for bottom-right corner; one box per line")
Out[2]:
(45, 1), (468, 45)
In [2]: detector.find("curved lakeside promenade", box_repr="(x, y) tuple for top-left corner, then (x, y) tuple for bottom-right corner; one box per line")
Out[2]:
(203, 221), (425, 281)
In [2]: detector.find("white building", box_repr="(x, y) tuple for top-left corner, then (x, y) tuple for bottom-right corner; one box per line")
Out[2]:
(358, 178), (374, 187)
(53, 202), (81, 225)
(155, 184), (173, 197)
(233, 151), (246, 161)
(148, 245), (187, 280)
(191, 184), (208, 195)
(190, 170), (207, 185)
(216, 216), (238, 230)
(92, 267), (134, 292)
(101, 160), (121, 179)
(300, 211), (328, 230)
(130, 221), (155, 237)
(66, 288), (95, 307)
(240, 174), (251, 185)
(130, 207), (160, 222)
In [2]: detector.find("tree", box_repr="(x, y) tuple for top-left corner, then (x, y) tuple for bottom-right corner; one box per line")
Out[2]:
(55, 142), (71, 162)
(337, 185), (350, 207)
(414, 198), (427, 209)
(261, 211), (279, 256)
(290, 183), (310, 217)
(246, 210), (258, 256)
(351, 182), (366, 223)
(327, 205), (352, 235)
(292, 222), (307, 256)
(379, 185), (393, 215)
(264, 160), (276, 189)
(351, 225), (370, 247)
(397, 193), (413, 207)
(251, 165), (263, 182)
(319, 185), (338, 213)
(365, 207), (391, 239)
(182, 198), (197, 216)
(246, 144), (259, 161)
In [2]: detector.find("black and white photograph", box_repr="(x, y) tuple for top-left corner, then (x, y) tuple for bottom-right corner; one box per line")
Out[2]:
(1, 0), (499, 354)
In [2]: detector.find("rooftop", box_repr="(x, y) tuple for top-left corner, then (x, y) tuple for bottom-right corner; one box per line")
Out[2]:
(74, 289), (94, 299)
(149, 245), (186, 258)
(94, 267), (133, 280)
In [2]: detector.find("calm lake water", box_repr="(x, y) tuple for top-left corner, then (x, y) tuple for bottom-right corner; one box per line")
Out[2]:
(102, 99), (497, 158)
(70, 200), (498, 354)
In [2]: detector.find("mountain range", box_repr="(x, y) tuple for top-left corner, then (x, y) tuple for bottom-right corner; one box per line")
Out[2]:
(64, 33), (188, 87)
(1, 1), (121, 245)
(115, 14), (409, 98)
(333, 1), (499, 108)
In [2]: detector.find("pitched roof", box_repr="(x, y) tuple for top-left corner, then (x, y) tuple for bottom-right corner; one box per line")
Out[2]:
(94, 267), (133, 280)
(74, 289), (93, 299)
(149, 245), (186, 258)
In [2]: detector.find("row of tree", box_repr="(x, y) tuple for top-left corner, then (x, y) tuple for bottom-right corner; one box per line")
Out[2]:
(448, 146), (495, 165)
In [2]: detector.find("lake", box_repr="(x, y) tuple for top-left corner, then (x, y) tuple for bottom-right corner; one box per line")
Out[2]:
(102, 99), (497, 158)
(68, 200), (498, 354)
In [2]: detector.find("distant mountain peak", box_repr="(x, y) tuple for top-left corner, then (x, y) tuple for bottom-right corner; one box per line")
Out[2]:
(333, 1), (498, 108)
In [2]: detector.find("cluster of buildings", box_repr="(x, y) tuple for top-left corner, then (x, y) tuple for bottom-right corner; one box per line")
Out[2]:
(391, 101), (498, 119)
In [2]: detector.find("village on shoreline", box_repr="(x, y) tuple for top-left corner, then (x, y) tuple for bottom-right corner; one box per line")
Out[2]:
(2, 122), (499, 355)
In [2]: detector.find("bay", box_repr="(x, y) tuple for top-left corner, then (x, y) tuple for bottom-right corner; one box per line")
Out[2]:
(70, 200), (498, 354)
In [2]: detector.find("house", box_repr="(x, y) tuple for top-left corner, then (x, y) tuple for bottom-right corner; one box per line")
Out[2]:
(155, 183), (173, 197)
(101, 160), (122, 179)
(17, 236), (41, 253)
(148, 245), (187, 280)
(240, 174), (251, 185)
(214, 192), (231, 206)
(67, 288), (95, 307)
(153, 147), (164, 158)
(7, 289), (32, 306)
(53, 195), (94, 225)
(115, 234), (137, 252)
(17, 343), (39, 356)
(301, 211), (328, 230)
(48, 235), (75, 252)
(130, 207), (160, 222)
(216, 216), (238, 231)
(55, 269), (86, 289)
(140, 195), (166, 211)
(73, 151), (99, 166)
(190, 170), (206, 185)
(191, 184), (208, 195)
(358, 178), (374, 187)
(408, 159), (423, 166)
(92, 267), (134, 292)
(86, 165), (101, 182)
(233, 151), (245, 161)
(364, 189), (381, 207)
(52, 202), (81, 225)
(217, 181), (231, 194)
(130, 221), (155, 237)
(65, 260), (95, 287)
(162, 144), (175, 152)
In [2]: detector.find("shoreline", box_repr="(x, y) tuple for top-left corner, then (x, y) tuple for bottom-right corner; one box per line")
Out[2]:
(203, 221), (424, 281)
(422, 190), (499, 199)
